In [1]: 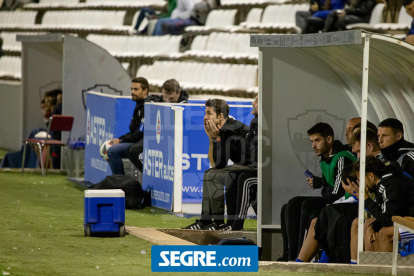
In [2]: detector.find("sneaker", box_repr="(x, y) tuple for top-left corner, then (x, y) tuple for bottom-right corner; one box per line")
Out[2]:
(183, 220), (207, 230)
(200, 222), (219, 230)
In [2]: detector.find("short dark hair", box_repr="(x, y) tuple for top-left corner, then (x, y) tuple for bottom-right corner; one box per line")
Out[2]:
(350, 129), (380, 147)
(45, 89), (61, 98)
(132, 77), (149, 94)
(378, 118), (404, 135)
(353, 156), (387, 179)
(341, 164), (357, 184)
(307, 122), (334, 139)
(162, 79), (180, 94)
(352, 121), (378, 134)
(404, 0), (414, 7)
(205, 99), (229, 119)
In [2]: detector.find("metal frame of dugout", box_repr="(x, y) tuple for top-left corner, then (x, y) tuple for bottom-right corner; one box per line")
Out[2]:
(250, 30), (414, 263)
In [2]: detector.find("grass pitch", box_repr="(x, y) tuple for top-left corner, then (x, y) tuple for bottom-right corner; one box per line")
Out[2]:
(0, 172), (377, 276)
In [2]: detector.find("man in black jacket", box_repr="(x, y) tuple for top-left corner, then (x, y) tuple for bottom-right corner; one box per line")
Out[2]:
(377, 118), (414, 178)
(279, 123), (357, 261)
(184, 99), (250, 230)
(154, 79), (189, 103)
(324, 0), (377, 32)
(348, 156), (414, 258)
(107, 77), (151, 175)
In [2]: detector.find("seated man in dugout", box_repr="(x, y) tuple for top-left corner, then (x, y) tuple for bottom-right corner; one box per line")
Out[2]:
(377, 118), (414, 177)
(279, 122), (357, 262)
(154, 79), (189, 103)
(348, 156), (414, 262)
(295, 128), (381, 264)
(184, 99), (251, 230)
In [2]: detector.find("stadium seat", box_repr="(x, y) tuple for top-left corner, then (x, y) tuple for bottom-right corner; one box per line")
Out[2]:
(241, 4), (308, 33)
(239, 8), (263, 28)
(136, 61), (258, 94)
(86, 35), (182, 58)
(371, 6), (412, 32)
(346, 3), (386, 31)
(182, 32), (258, 61)
(0, 11), (37, 30)
(185, 9), (238, 34)
(0, 56), (22, 80)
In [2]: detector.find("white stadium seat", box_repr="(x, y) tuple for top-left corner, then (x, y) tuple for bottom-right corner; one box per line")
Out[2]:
(0, 56), (21, 80)
(0, 11), (37, 29)
(371, 6), (412, 32)
(183, 32), (258, 60)
(185, 9), (238, 33)
(86, 35), (182, 58)
(136, 61), (258, 93)
(242, 4), (308, 32)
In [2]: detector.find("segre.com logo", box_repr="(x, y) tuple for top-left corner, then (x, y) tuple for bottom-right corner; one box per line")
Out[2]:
(151, 245), (258, 272)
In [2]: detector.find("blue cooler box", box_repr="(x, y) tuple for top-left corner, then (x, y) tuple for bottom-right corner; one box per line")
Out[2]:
(84, 189), (126, 237)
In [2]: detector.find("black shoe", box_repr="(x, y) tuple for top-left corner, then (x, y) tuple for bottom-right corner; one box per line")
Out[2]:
(276, 256), (288, 262)
(183, 220), (208, 230)
(200, 222), (219, 230)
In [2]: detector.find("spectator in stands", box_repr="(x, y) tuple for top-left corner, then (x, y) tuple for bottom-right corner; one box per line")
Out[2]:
(161, 0), (221, 35)
(377, 118), (414, 178)
(131, 0), (177, 35)
(157, 79), (189, 103)
(303, 0), (347, 34)
(107, 77), (151, 175)
(323, 0), (377, 32)
(349, 156), (414, 261)
(296, 0), (324, 33)
(184, 99), (250, 230)
(278, 122), (357, 261)
(152, 0), (195, 36)
(296, 128), (380, 263)
(404, 0), (414, 45)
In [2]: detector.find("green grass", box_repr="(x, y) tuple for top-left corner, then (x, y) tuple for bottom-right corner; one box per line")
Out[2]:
(0, 172), (375, 276)
(0, 148), (8, 160)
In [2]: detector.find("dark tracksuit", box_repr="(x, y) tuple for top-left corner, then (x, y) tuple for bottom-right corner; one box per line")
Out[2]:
(117, 97), (151, 173)
(378, 139), (414, 178)
(367, 171), (414, 232)
(200, 118), (250, 226)
(151, 90), (189, 103)
(229, 116), (258, 230)
(281, 140), (357, 261)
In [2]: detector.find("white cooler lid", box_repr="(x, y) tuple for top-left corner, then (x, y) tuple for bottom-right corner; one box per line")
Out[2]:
(84, 189), (125, 198)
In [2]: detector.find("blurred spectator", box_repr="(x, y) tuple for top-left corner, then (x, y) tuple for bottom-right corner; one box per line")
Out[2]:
(131, 0), (177, 35)
(296, 0), (324, 33)
(324, 0), (377, 32)
(161, 0), (221, 35)
(303, 0), (347, 34)
(152, 0), (195, 36)
(404, 0), (414, 45)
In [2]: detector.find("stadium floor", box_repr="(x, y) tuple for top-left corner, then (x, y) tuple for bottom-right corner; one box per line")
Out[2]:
(0, 172), (385, 276)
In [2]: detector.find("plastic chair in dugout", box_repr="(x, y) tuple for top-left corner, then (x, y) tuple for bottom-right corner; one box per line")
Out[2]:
(21, 115), (74, 176)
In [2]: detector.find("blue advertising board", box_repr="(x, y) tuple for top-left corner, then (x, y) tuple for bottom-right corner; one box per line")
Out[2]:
(142, 104), (176, 210)
(84, 92), (135, 184)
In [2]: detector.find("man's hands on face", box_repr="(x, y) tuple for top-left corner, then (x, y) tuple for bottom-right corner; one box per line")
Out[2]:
(306, 177), (314, 189)
(204, 119), (220, 140)
(110, 138), (120, 146)
(342, 178), (369, 200)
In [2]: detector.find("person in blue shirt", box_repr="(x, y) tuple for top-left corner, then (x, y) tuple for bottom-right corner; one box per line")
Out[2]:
(403, 0), (414, 44)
